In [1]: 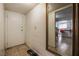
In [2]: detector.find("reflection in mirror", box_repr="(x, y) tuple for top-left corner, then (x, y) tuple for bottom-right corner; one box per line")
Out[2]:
(47, 3), (73, 56)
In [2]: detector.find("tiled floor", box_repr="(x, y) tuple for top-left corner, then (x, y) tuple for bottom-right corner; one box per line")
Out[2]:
(57, 37), (72, 56)
(5, 44), (29, 56)
(48, 36), (72, 56)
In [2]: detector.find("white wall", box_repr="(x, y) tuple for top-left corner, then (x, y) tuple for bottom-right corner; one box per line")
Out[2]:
(0, 4), (5, 55)
(25, 4), (54, 56)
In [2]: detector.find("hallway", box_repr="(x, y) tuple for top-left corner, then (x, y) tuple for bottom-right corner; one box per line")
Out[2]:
(0, 3), (78, 56)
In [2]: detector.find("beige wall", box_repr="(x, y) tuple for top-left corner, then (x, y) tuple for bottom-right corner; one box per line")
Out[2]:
(0, 4), (5, 55)
(48, 11), (55, 48)
(25, 4), (54, 56)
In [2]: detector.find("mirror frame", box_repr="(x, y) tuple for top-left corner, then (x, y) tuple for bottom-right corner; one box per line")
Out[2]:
(46, 3), (79, 56)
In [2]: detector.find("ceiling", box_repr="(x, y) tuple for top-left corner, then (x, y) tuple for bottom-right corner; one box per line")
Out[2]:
(56, 6), (72, 20)
(4, 3), (38, 14)
(48, 3), (71, 13)
(48, 3), (73, 21)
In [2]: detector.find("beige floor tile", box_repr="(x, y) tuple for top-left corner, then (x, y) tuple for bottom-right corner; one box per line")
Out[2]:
(5, 44), (29, 56)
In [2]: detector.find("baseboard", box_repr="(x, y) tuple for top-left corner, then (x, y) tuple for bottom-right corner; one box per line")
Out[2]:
(6, 43), (25, 49)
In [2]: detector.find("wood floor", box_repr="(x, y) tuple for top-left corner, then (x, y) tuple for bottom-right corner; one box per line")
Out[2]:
(5, 44), (29, 56)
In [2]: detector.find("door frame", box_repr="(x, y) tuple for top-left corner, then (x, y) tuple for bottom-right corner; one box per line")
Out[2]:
(73, 3), (79, 56)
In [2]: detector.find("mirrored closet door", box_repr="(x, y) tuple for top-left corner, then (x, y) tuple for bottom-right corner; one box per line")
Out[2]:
(46, 3), (79, 56)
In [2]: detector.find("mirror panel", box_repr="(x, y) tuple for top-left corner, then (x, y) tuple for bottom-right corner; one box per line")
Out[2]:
(47, 3), (73, 56)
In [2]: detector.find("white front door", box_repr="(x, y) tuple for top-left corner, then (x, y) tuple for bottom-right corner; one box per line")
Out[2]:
(5, 11), (25, 48)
